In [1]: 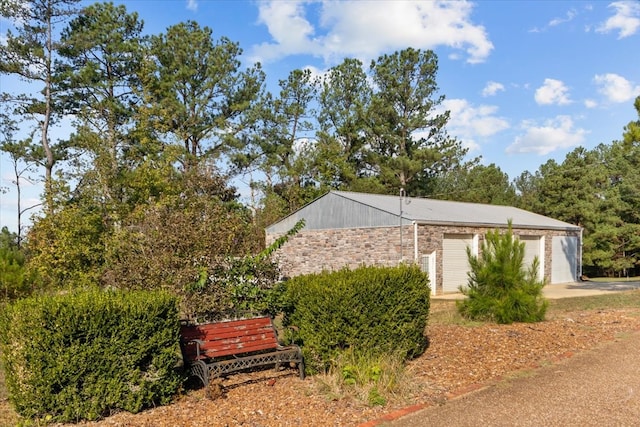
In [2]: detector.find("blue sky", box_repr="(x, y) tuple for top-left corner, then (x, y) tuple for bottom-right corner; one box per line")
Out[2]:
(1, 0), (639, 233)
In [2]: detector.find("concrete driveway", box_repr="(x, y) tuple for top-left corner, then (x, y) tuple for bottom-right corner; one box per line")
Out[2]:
(434, 280), (640, 300)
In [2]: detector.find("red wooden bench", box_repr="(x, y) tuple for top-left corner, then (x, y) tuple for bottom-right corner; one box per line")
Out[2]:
(179, 316), (304, 387)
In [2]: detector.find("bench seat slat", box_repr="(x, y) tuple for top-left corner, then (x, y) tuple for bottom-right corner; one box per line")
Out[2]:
(180, 329), (278, 343)
(198, 341), (281, 358)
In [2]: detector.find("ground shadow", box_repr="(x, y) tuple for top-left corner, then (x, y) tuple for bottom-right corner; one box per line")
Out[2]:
(566, 280), (640, 292)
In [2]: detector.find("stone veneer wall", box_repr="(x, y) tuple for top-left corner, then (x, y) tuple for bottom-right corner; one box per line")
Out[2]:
(267, 224), (581, 294)
(267, 226), (405, 278)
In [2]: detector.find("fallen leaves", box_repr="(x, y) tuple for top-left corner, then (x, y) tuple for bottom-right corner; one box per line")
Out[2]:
(48, 308), (640, 427)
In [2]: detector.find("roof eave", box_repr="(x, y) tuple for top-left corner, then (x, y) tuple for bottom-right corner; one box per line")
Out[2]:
(412, 220), (582, 231)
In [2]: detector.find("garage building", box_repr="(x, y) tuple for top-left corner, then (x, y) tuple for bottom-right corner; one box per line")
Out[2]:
(265, 191), (582, 295)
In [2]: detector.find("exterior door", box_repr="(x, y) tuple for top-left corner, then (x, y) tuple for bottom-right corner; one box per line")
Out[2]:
(551, 236), (578, 283)
(520, 235), (544, 279)
(420, 252), (437, 296)
(442, 234), (473, 293)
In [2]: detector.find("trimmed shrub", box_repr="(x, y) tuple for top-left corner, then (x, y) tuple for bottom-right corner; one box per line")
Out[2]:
(0, 288), (182, 424)
(457, 221), (548, 324)
(283, 265), (430, 373)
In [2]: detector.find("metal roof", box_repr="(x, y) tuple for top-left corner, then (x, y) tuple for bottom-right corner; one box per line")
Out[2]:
(266, 190), (581, 233)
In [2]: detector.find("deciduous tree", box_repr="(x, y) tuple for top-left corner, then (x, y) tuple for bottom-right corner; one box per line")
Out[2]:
(0, 0), (80, 213)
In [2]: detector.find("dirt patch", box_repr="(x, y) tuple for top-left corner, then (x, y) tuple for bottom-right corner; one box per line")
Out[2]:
(3, 308), (638, 427)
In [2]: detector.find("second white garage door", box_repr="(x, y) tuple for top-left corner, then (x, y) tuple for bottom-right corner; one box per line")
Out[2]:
(552, 236), (578, 283)
(442, 234), (474, 293)
(520, 235), (544, 279)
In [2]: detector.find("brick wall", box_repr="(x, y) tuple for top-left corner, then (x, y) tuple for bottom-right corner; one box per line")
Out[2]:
(267, 224), (581, 294)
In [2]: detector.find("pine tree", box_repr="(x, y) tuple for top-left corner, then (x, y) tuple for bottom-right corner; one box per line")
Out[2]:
(457, 221), (547, 324)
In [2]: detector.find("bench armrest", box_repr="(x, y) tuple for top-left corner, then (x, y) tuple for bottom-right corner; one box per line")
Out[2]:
(186, 339), (205, 359)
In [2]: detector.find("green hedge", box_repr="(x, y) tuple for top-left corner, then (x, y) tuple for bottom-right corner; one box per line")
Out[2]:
(283, 265), (430, 373)
(0, 288), (182, 424)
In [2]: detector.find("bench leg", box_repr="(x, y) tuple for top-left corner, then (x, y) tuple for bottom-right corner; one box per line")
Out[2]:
(298, 359), (305, 380)
(191, 360), (209, 387)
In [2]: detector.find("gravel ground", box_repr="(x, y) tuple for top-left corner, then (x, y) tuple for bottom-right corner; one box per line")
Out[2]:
(41, 306), (640, 427)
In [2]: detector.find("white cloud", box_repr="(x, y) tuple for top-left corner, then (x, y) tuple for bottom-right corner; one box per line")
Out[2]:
(549, 9), (577, 27)
(506, 116), (587, 155)
(481, 81), (505, 97)
(186, 0), (198, 12)
(593, 73), (640, 103)
(251, 1), (320, 63)
(584, 99), (598, 108)
(251, 0), (493, 65)
(529, 8), (577, 32)
(596, 1), (640, 38)
(535, 78), (572, 105)
(440, 98), (509, 152)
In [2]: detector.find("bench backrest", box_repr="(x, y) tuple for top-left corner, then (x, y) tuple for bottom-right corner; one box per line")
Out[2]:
(180, 316), (279, 361)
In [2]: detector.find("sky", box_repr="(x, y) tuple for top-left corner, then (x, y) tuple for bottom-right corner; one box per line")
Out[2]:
(1, 0), (640, 234)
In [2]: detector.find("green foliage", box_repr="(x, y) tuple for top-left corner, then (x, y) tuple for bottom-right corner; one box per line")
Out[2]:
(316, 348), (408, 407)
(145, 21), (264, 169)
(0, 288), (182, 424)
(57, 1), (144, 228)
(457, 221), (548, 324)
(365, 48), (471, 195)
(431, 163), (516, 205)
(0, 0), (81, 213)
(186, 255), (282, 322)
(25, 204), (106, 290)
(182, 219), (305, 322)
(0, 227), (35, 300)
(623, 96), (640, 146)
(102, 187), (279, 320)
(517, 134), (640, 277)
(315, 58), (370, 189)
(283, 265), (430, 373)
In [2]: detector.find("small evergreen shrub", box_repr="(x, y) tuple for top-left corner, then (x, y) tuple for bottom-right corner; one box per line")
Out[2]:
(283, 265), (430, 373)
(0, 288), (182, 424)
(0, 227), (36, 301)
(457, 221), (548, 324)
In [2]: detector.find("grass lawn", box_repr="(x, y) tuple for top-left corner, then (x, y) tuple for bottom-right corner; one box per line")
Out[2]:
(428, 289), (640, 325)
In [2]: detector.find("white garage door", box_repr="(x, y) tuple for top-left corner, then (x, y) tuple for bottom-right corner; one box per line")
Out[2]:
(520, 236), (543, 279)
(551, 236), (578, 283)
(442, 234), (473, 293)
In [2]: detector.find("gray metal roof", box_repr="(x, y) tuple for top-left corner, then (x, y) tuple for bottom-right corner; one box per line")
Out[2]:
(266, 190), (581, 233)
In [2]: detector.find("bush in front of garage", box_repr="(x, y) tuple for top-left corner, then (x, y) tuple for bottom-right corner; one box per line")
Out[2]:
(457, 221), (548, 324)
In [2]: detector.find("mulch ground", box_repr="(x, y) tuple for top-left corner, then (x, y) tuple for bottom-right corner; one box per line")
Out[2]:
(38, 306), (640, 427)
